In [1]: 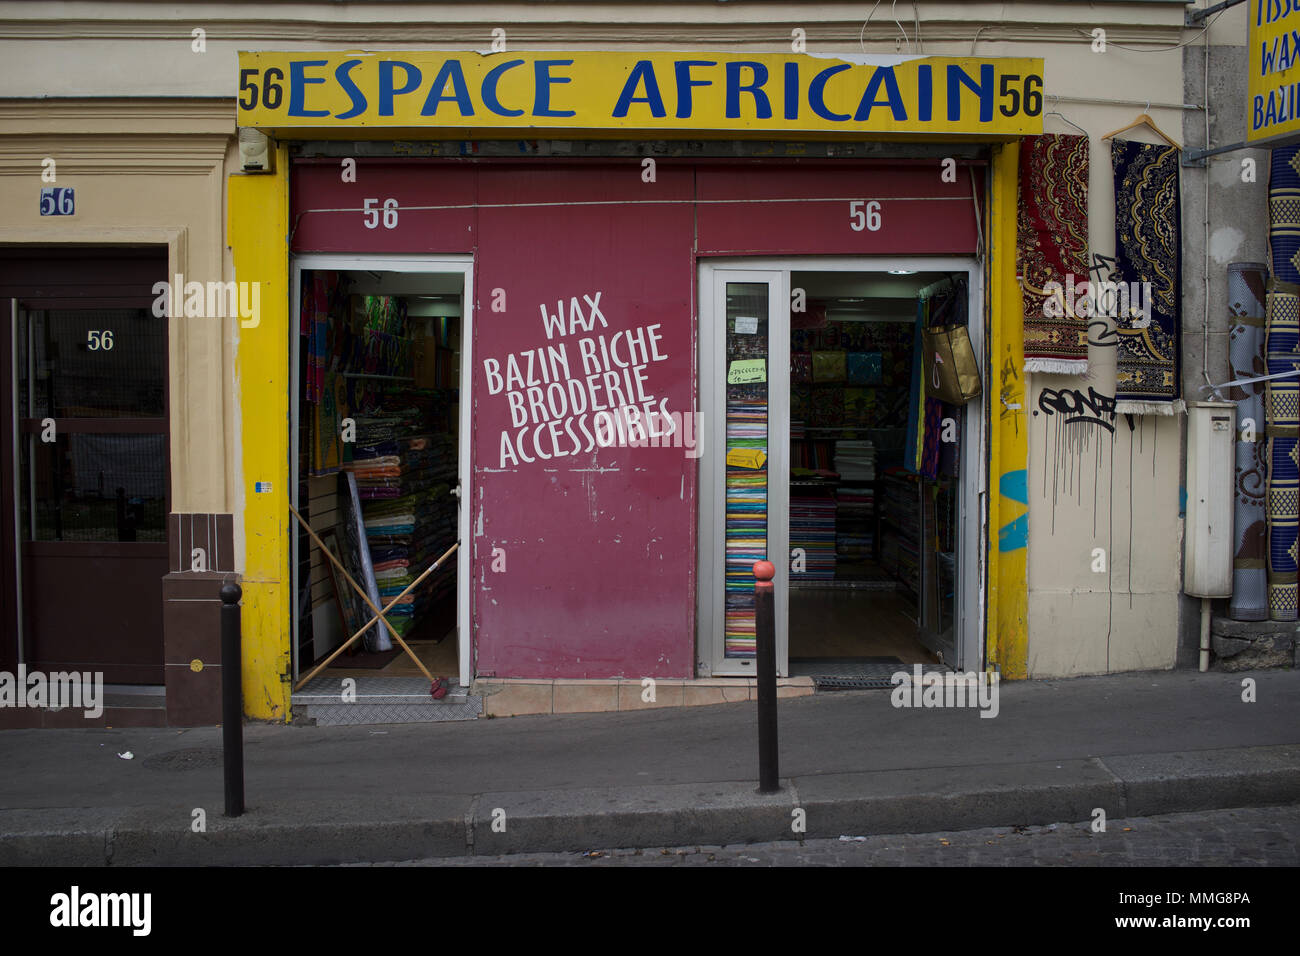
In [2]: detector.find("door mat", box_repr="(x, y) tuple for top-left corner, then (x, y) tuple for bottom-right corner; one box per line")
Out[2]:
(790, 656), (939, 689)
(327, 647), (403, 670)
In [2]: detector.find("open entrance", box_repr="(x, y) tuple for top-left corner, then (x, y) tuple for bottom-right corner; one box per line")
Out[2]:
(699, 258), (984, 682)
(289, 257), (472, 706)
(786, 269), (970, 682)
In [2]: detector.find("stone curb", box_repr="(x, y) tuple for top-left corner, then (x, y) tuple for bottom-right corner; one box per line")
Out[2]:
(2, 744), (1297, 865)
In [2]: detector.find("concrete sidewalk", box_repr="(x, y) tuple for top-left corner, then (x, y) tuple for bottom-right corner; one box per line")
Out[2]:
(1, 669), (1298, 865)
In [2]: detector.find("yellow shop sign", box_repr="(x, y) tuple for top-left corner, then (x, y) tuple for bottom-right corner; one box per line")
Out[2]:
(1249, 0), (1300, 145)
(237, 51), (1044, 138)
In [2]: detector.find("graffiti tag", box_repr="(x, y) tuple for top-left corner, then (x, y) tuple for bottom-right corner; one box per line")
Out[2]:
(1086, 320), (1118, 348)
(1088, 253), (1121, 320)
(1037, 386), (1116, 432)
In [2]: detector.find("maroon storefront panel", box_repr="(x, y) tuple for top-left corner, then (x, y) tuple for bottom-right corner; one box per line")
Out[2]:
(695, 162), (981, 255)
(291, 160), (477, 253)
(293, 159), (698, 678)
(289, 157), (975, 679)
(473, 164), (696, 677)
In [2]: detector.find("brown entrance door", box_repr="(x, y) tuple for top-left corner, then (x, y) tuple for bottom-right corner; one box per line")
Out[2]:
(1, 247), (169, 684)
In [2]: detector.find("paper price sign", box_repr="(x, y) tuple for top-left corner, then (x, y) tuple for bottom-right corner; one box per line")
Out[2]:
(727, 359), (766, 385)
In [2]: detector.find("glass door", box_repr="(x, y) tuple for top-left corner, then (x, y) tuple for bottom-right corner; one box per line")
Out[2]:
(12, 302), (169, 683)
(699, 267), (788, 677)
(698, 258), (985, 679)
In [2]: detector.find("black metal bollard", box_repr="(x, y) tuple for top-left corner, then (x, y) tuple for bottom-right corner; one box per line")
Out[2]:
(753, 560), (780, 793)
(220, 582), (245, 817)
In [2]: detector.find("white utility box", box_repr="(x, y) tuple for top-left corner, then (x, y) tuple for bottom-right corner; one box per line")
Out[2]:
(1184, 401), (1236, 598)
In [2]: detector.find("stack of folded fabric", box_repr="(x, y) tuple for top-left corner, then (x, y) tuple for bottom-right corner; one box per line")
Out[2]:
(361, 486), (455, 637)
(882, 472), (921, 597)
(350, 405), (460, 636)
(348, 434), (442, 499)
(361, 493), (427, 637)
(834, 440), (877, 566)
(835, 489), (875, 560)
(790, 486), (837, 579)
(724, 399), (767, 658)
(833, 440), (876, 481)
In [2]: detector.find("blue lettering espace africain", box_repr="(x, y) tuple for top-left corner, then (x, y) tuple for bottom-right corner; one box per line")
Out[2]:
(245, 58), (1041, 125)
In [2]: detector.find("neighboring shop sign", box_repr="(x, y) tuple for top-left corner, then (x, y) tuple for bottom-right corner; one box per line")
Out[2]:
(238, 51), (1044, 137)
(1249, 0), (1300, 145)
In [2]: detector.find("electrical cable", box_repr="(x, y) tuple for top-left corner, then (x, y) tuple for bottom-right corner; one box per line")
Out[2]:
(1070, 9), (1225, 53)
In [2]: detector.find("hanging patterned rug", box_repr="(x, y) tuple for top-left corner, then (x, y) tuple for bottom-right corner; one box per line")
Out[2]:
(1270, 147), (1300, 285)
(1111, 140), (1184, 414)
(1264, 287), (1300, 621)
(1266, 146), (1300, 621)
(1227, 263), (1270, 621)
(1017, 133), (1090, 374)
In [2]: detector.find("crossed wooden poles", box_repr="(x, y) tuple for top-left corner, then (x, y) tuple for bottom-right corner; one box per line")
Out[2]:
(289, 502), (459, 691)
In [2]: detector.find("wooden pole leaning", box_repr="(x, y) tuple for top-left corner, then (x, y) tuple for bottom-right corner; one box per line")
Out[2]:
(287, 502), (455, 689)
(294, 540), (458, 690)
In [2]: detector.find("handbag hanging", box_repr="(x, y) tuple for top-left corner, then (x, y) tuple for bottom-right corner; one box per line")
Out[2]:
(922, 277), (981, 405)
(923, 324), (981, 404)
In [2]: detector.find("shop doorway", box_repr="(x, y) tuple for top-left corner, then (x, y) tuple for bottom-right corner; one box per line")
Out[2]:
(0, 247), (170, 684)
(698, 258), (985, 679)
(289, 256), (472, 690)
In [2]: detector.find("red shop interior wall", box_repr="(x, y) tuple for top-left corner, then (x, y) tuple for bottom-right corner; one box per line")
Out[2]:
(289, 157), (980, 680)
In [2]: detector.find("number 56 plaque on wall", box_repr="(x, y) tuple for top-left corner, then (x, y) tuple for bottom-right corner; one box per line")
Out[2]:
(39, 187), (75, 216)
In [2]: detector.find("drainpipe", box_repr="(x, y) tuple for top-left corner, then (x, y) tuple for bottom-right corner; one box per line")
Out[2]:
(1200, 597), (1212, 672)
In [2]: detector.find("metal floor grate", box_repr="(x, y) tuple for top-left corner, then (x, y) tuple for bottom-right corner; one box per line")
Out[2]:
(291, 675), (481, 724)
(789, 657), (950, 690)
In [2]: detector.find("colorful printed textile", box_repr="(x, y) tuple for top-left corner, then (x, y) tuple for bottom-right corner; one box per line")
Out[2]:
(812, 350), (847, 383)
(791, 352), (813, 384)
(1017, 134), (1090, 374)
(844, 388), (875, 426)
(1111, 139), (1183, 413)
(809, 386), (844, 426)
(304, 271), (336, 403)
(1270, 146), (1300, 285)
(1265, 287), (1300, 621)
(310, 372), (347, 475)
(847, 352), (883, 385)
(1227, 262), (1269, 621)
(921, 398), (943, 480)
(905, 305), (924, 472)
(1266, 147), (1300, 619)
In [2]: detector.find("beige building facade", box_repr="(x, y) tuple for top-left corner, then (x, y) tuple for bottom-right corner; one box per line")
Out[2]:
(0, 1), (1260, 724)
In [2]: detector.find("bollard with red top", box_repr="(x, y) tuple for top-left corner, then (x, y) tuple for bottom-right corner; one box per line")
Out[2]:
(753, 559), (780, 793)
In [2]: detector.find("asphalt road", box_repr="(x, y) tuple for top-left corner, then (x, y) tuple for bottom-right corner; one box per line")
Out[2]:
(371, 804), (1300, 866)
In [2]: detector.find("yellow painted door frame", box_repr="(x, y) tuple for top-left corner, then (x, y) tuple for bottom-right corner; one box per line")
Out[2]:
(228, 145), (292, 720)
(986, 141), (1029, 679)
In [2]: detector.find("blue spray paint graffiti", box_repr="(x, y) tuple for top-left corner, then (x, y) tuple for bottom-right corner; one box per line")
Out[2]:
(999, 469), (1028, 551)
